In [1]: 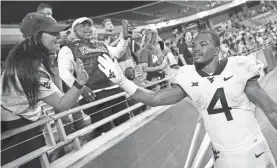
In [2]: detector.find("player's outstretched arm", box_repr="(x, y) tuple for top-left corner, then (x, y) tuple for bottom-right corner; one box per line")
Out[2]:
(98, 54), (187, 107)
(131, 84), (187, 107)
(245, 80), (277, 130)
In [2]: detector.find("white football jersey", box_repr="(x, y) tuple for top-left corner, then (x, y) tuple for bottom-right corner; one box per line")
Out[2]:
(174, 55), (264, 151)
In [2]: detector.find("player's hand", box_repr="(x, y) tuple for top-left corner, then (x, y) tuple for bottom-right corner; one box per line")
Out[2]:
(98, 54), (125, 85)
(74, 59), (89, 85)
(81, 86), (96, 102)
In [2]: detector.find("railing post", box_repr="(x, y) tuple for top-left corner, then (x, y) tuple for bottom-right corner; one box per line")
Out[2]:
(73, 138), (81, 150)
(39, 153), (50, 168)
(184, 122), (202, 168)
(125, 95), (135, 118)
(55, 118), (67, 142)
(204, 157), (214, 168)
(44, 123), (56, 146)
(191, 133), (211, 168)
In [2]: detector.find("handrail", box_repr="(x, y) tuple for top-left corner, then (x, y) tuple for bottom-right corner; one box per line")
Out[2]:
(1, 117), (53, 140)
(51, 92), (126, 120)
(67, 103), (144, 141)
(1, 92), (125, 141)
(1, 75), (173, 141)
(2, 146), (53, 168)
(49, 105), (173, 168)
(1, 77), (170, 168)
(1, 92), (126, 140)
(144, 76), (172, 88)
(184, 122), (202, 168)
(42, 77), (172, 112)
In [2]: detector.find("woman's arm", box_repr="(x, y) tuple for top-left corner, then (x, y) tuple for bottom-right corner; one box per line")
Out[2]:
(178, 54), (187, 66)
(42, 85), (82, 112)
(42, 59), (89, 112)
(141, 62), (166, 72)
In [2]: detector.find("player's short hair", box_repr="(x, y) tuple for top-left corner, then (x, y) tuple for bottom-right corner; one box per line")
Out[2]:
(198, 31), (220, 47)
(102, 19), (111, 27)
(37, 3), (52, 11)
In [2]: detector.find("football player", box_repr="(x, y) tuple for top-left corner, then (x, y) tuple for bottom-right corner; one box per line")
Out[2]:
(98, 31), (277, 168)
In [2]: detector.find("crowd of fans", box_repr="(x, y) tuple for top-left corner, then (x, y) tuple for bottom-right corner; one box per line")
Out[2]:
(230, 1), (276, 23)
(1, 2), (277, 168)
(219, 22), (277, 57)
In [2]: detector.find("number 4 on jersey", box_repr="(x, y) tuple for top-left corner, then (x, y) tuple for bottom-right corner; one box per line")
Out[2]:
(207, 88), (233, 121)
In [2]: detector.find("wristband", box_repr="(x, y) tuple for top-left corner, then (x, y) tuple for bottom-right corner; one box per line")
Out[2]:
(73, 80), (84, 90)
(120, 79), (138, 96)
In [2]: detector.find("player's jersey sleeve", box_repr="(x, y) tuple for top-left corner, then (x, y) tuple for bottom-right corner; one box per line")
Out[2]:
(233, 54), (264, 81)
(173, 66), (192, 91)
(174, 66), (185, 85)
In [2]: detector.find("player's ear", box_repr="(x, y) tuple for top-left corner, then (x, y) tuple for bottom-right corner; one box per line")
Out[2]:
(214, 47), (221, 56)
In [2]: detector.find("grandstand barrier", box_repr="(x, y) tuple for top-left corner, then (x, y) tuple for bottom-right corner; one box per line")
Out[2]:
(1, 44), (277, 168)
(1, 76), (173, 168)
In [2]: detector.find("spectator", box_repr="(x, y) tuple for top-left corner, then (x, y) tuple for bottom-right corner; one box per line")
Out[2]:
(248, 36), (257, 50)
(237, 40), (245, 54)
(136, 29), (153, 81)
(102, 19), (119, 46)
(139, 30), (167, 90)
(125, 67), (147, 87)
(37, 3), (53, 17)
(256, 33), (264, 47)
(229, 43), (237, 55)
(90, 26), (98, 42)
(1, 13), (87, 168)
(221, 39), (230, 57)
(169, 40), (179, 57)
(58, 17), (130, 139)
(129, 30), (142, 65)
(177, 31), (193, 66)
(37, 3), (89, 154)
(164, 39), (179, 75)
(102, 18), (134, 72)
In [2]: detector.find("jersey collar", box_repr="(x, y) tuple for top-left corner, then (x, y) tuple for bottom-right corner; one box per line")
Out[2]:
(195, 58), (228, 77)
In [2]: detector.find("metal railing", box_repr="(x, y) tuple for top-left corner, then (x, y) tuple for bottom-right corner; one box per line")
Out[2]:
(1, 76), (173, 168)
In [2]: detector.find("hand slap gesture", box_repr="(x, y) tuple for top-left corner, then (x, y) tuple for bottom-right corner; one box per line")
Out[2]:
(98, 54), (125, 85)
(74, 58), (89, 85)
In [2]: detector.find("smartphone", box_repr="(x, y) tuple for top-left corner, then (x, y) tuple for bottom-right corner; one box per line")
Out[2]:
(122, 20), (133, 36)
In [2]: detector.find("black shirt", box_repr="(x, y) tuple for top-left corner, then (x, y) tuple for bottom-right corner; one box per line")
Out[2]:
(177, 39), (193, 65)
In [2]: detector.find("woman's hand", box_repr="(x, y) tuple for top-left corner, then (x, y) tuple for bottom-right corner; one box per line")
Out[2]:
(74, 59), (89, 85)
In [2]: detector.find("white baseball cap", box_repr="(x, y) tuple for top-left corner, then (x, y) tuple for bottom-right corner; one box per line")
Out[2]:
(72, 17), (93, 30)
